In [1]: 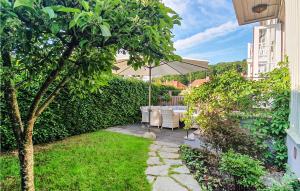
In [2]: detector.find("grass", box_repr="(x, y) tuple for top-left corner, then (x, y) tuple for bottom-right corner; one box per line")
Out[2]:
(0, 131), (151, 191)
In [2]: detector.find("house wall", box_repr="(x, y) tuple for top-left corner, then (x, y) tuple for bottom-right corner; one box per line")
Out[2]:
(285, 0), (300, 178)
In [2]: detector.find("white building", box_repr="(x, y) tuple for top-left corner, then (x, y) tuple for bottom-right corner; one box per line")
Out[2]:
(233, 0), (300, 177)
(247, 19), (283, 79)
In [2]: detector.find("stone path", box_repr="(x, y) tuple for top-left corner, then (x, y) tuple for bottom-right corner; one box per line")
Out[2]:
(146, 141), (201, 191)
(107, 125), (201, 191)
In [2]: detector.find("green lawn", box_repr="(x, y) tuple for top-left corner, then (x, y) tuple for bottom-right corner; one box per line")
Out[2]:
(1, 131), (151, 191)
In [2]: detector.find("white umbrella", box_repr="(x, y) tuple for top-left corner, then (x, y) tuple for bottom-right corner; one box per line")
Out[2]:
(113, 57), (209, 130)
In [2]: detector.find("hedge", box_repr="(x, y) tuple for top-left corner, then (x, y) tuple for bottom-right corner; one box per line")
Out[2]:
(1, 77), (174, 151)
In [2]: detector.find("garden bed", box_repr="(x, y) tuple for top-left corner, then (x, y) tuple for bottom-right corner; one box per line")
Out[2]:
(179, 145), (300, 191)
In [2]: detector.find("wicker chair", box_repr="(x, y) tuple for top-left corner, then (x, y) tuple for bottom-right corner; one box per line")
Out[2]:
(140, 107), (149, 123)
(150, 109), (162, 128)
(161, 109), (179, 131)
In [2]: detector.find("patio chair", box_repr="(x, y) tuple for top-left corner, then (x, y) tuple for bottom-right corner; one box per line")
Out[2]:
(161, 109), (180, 131)
(140, 107), (149, 123)
(150, 109), (162, 128)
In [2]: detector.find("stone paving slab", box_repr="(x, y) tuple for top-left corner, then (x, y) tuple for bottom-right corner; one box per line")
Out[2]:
(159, 152), (180, 159)
(172, 166), (190, 174)
(149, 151), (157, 157)
(160, 147), (179, 153)
(154, 141), (179, 147)
(153, 177), (188, 191)
(147, 141), (201, 190)
(147, 175), (156, 184)
(164, 159), (183, 165)
(146, 165), (170, 176)
(171, 174), (201, 191)
(150, 144), (162, 151)
(147, 157), (163, 165)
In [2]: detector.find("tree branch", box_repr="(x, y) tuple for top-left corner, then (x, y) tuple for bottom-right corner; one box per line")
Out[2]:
(27, 38), (77, 122)
(35, 75), (71, 117)
(1, 50), (24, 143)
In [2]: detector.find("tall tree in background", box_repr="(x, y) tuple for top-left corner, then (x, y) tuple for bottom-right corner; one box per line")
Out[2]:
(0, 0), (180, 190)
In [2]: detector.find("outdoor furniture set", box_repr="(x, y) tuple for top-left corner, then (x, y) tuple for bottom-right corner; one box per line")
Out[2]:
(140, 106), (187, 130)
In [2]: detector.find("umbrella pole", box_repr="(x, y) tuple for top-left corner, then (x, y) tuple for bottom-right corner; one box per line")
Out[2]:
(148, 66), (152, 132)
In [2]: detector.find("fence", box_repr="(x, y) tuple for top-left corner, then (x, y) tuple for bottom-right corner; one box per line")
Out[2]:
(159, 96), (184, 106)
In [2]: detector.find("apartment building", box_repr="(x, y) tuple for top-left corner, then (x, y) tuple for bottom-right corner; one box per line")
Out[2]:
(247, 19), (283, 79)
(233, 0), (300, 177)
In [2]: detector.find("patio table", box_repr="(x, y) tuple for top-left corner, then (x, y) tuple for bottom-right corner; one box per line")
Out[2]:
(173, 110), (187, 121)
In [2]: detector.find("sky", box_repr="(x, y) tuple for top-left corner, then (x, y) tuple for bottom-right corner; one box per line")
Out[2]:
(162, 0), (254, 64)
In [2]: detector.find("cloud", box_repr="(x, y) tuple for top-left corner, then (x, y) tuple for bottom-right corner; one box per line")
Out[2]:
(162, 0), (188, 15)
(174, 21), (239, 51)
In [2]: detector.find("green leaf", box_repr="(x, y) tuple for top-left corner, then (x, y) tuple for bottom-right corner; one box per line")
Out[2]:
(79, 40), (88, 48)
(100, 25), (111, 37)
(69, 19), (76, 29)
(42, 7), (56, 19)
(56, 7), (81, 13)
(50, 23), (60, 34)
(13, 0), (34, 9)
(80, 0), (89, 11)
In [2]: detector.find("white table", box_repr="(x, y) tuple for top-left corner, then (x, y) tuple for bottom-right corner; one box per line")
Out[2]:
(173, 110), (187, 120)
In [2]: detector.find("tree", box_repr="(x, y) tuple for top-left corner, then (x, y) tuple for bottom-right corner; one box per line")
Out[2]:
(0, 0), (180, 190)
(155, 60), (247, 85)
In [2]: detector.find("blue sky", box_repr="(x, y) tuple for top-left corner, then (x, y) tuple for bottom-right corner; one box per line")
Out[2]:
(163, 0), (254, 64)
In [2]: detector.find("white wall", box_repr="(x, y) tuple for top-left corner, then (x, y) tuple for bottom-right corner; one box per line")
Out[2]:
(285, 0), (300, 178)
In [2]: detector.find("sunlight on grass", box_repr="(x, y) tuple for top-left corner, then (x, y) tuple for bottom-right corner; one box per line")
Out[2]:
(0, 131), (151, 191)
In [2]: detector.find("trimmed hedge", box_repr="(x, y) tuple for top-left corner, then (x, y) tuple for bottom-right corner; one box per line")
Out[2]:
(1, 77), (173, 151)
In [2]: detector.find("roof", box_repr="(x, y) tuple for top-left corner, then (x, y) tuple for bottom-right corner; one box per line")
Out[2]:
(190, 78), (210, 88)
(232, 0), (283, 25)
(163, 80), (187, 90)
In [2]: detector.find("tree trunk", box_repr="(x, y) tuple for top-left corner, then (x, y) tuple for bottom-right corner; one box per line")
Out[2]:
(18, 121), (35, 191)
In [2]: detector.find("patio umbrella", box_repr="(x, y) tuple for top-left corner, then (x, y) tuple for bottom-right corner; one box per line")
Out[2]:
(113, 57), (209, 131)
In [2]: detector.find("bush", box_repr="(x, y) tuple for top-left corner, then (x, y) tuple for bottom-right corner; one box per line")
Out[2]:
(198, 111), (260, 156)
(1, 77), (168, 151)
(261, 169), (300, 191)
(220, 150), (266, 189)
(251, 59), (290, 169)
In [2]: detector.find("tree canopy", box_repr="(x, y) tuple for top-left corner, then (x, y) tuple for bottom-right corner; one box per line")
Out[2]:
(0, 0), (180, 190)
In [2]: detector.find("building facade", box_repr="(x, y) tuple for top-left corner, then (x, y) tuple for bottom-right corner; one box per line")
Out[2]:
(247, 19), (283, 79)
(233, 0), (300, 177)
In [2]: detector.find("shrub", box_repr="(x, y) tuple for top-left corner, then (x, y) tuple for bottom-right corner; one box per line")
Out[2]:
(161, 92), (172, 102)
(251, 59), (290, 169)
(1, 77), (170, 151)
(183, 70), (261, 155)
(180, 145), (222, 189)
(261, 169), (300, 191)
(220, 150), (266, 189)
(198, 110), (260, 156)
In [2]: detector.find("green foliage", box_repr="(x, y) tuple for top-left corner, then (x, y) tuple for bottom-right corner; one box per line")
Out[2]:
(156, 60), (247, 85)
(180, 145), (221, 189)
(0, 0), (180, 149)
(183, 70), (259, 154)
(260, 169), (300, 191)
(0, 77), (167, 151)
(220, 150), (266, 189)
(1, 131), (151, 190)
(161, 92), (171, 102)
(1, 0), (180, 79)
(251, 58), (290, 169)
